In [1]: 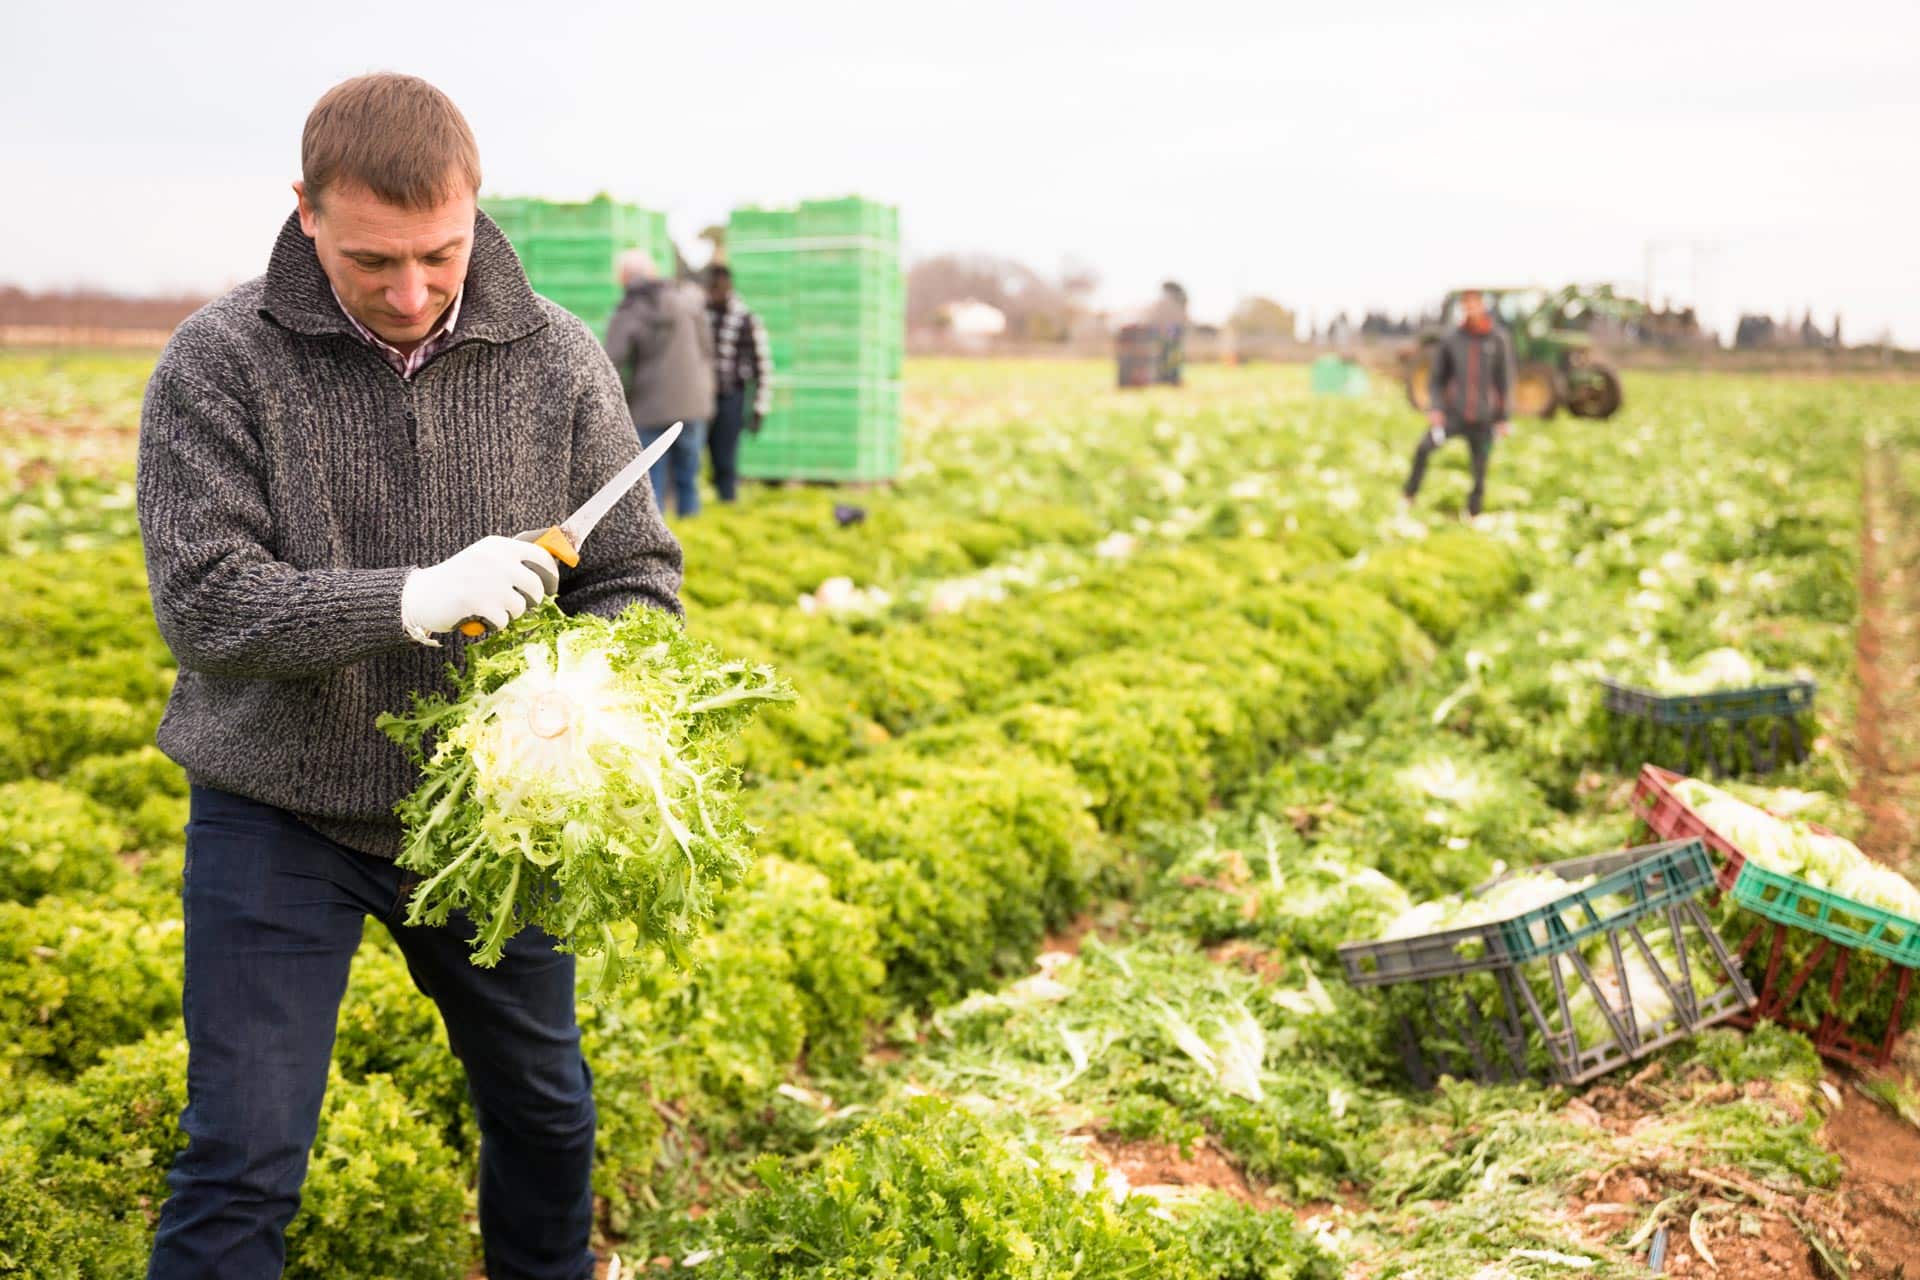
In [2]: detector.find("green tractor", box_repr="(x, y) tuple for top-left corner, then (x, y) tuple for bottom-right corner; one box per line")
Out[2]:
(1400, 285), (1640, 421)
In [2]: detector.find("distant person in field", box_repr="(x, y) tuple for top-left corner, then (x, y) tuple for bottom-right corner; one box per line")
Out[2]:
(134, 72), (678, 1280)
(705, 263), (773, 503)
(1149, 279), (1189, 385)
(1403, 288), (1515, 518)
(604, 249), (716, 520)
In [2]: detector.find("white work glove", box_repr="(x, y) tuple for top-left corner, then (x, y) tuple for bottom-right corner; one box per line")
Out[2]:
(401, 535), (561, 646)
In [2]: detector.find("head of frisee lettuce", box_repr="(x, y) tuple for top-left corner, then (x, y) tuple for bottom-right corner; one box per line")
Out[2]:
(379, 602), (790, 997)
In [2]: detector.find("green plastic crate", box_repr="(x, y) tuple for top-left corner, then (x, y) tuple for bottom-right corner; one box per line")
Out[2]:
(1731, 862), (1920, 968)
(532, 283), (622, 336)
(522, 239), (626, 278)
(728, 205), (797, 246)
(793, 333), (902, 375)
(525, 195), (660, 241)
(484, 195), (674, 289)
(796, 196), (899, 243)
(787, 378), (899, 425)
(481, 197), (534, 244)
(725, 195), (902, 482)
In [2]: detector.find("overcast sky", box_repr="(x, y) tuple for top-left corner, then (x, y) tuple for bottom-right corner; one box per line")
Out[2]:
(5, 0), (1916, 342)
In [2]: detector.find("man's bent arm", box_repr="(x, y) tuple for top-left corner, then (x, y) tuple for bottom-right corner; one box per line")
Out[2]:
(138, 362), (414, 680)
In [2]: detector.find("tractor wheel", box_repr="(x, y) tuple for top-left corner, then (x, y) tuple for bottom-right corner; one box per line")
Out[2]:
(1512, 362), (1560, 419)
(1566, 366), (1624, 419)
(1403, 365), (1434, 414)
(1401, 344), (1436, 413)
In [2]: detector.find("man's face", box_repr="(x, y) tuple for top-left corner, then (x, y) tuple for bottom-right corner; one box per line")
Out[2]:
(1460, 292), (1488, 326)
(295, 179), (475, 350)
(708, 274), (732, 308)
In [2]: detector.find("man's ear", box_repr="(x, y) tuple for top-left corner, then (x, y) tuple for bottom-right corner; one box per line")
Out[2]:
(293, 181), (319, 238)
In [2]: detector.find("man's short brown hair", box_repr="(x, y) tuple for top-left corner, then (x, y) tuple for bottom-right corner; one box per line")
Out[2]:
(302, 73), (482, 210)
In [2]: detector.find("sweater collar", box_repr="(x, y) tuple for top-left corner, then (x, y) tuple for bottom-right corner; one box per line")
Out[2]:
(259, 208), (547, 346)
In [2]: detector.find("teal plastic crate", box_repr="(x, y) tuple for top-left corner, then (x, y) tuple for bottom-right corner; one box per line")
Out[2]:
(1338, 839), (1752, 1087)
(1493, 841), (1718, 964)
(1731, 862), (1920, 968)
(1340, 840), (1718, 981)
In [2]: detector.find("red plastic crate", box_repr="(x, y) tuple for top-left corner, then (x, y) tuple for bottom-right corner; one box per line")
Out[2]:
(1630, 764), (1749, 892)
(1630, 763), (1913, 1068)
(1728, 917), (1915, 1070)
(1630, 763), (1843, 893)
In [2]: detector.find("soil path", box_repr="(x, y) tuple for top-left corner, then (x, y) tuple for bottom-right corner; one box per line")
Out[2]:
(1818, 439), (1920, 1277)
(1852, 444), (1919, 868)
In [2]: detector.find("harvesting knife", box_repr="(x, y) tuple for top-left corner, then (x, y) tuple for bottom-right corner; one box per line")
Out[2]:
(456, 420), (683, 637)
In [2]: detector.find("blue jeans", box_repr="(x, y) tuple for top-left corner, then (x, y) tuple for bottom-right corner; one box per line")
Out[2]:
(640, 418), (706, 519)
(147, 786), (596, 1280)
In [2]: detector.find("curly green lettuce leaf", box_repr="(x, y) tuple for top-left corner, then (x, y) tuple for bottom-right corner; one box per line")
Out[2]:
(379, 601), (790, 997)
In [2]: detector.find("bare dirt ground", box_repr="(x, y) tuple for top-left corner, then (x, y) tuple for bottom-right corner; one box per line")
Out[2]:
(1853, 446), (1920, 869)
(1814, 441), (1920, 1278)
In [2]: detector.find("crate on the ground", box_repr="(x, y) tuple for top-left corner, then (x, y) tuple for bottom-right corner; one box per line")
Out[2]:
(1599, 675), (1816, 777)
(1338, 840), (1753, 1087)
(1630, 762), (1846, 894)
(1630, 763), (1751, 892)
(1632, 763), (1918, 1068)
(1724, 862), (1920, 1069)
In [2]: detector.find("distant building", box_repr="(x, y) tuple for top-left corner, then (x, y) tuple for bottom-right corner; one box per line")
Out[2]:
(942, 298), (1008, 349)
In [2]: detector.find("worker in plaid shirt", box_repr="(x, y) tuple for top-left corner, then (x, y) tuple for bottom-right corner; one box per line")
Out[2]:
(705, 263), (773, 503)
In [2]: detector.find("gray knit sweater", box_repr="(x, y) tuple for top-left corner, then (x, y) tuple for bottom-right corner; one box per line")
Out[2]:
(137, 211), (683, 858)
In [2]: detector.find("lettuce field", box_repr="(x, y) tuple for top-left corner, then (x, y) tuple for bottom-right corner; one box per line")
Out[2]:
(2, 348), (1918, 1278)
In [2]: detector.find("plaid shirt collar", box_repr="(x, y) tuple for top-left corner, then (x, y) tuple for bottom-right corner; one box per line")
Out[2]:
(331, 288), (463, 379)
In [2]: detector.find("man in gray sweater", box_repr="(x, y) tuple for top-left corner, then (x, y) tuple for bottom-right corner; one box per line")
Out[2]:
(135, 73), (680, 1279)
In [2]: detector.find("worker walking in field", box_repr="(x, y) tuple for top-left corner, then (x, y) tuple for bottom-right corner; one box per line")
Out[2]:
(1402, 288), (1514, 518)
(705, 263), (772, 503)
(135, 73), (679, 1280)
(604, 250), (716, 520)
(1149, 280), (1189, 386)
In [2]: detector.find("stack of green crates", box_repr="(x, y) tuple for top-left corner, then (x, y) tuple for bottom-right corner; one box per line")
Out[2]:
(728, 196), (904, 483)
(481, 194), (674, 339)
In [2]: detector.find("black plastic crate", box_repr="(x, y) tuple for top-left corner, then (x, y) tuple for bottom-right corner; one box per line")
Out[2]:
(1338, 841), (1753, 1086)
(1599, 677), (1816, 778)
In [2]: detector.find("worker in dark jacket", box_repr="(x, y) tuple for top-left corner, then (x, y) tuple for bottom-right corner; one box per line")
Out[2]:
(604, 252), (716, 520)
(705, 264), (772, 503)
(136, 73), (679, 1280)
(1402, 289), (1515, 517)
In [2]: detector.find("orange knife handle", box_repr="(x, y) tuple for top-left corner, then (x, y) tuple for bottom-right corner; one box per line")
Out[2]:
(450, 530), (575, 640)
(533, 526), (580, 568)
